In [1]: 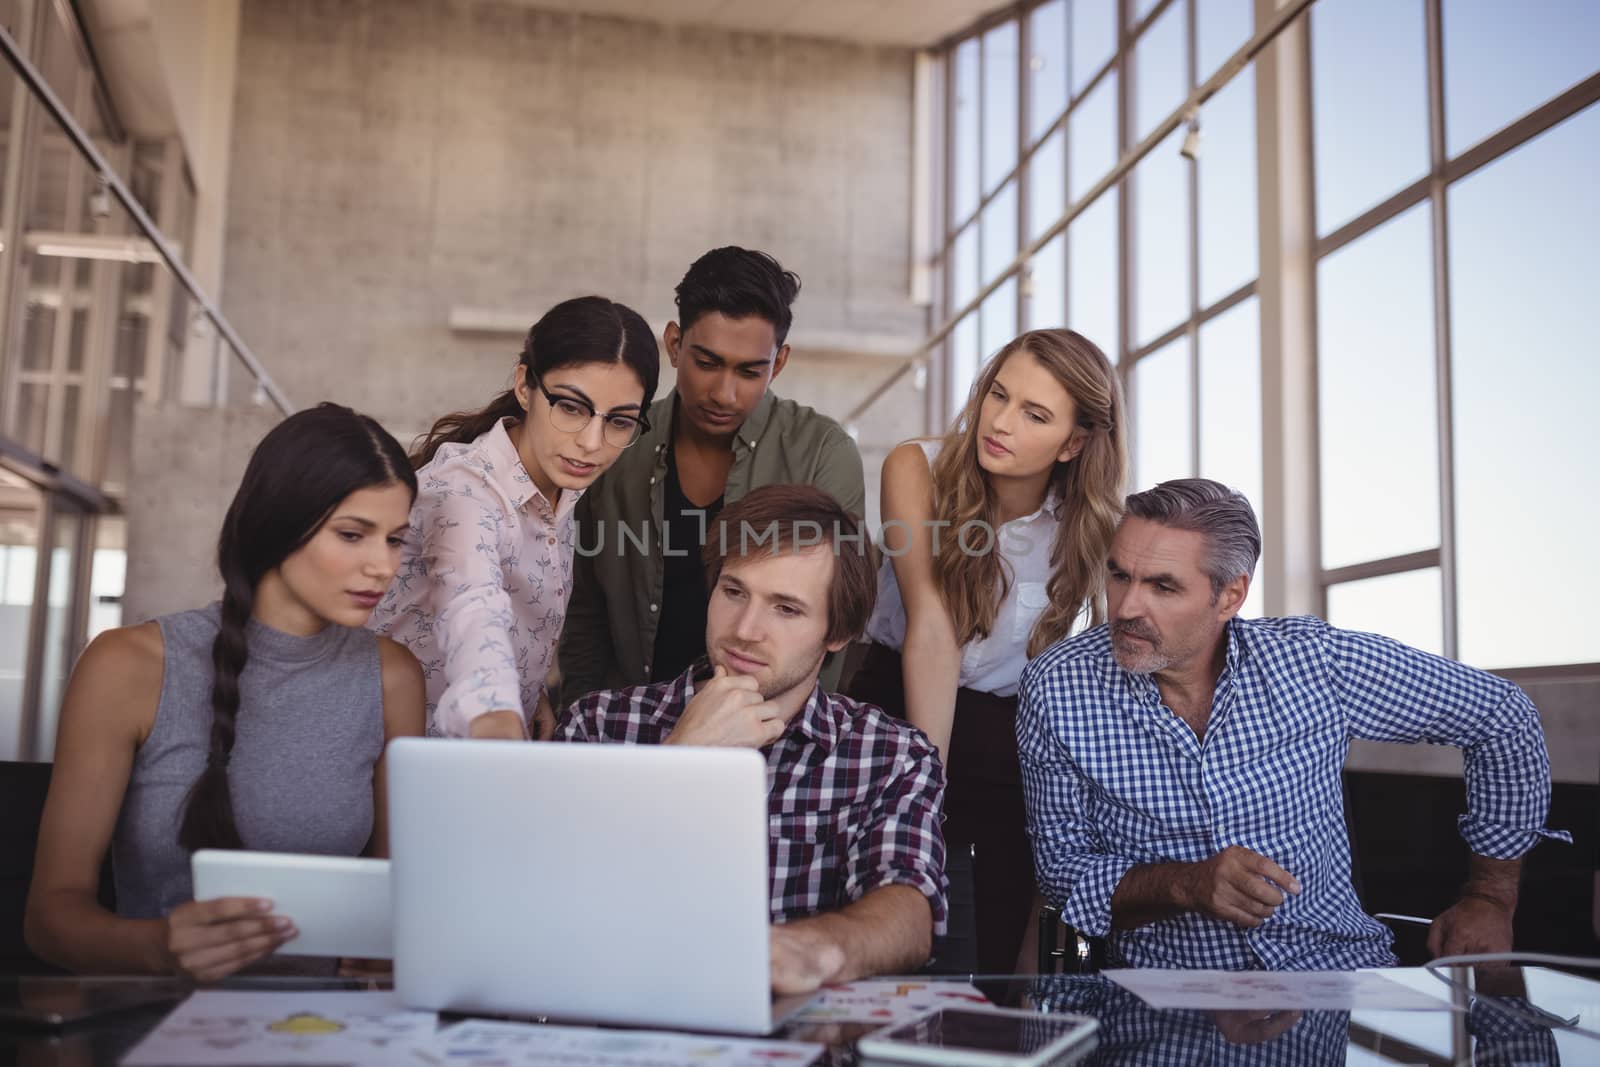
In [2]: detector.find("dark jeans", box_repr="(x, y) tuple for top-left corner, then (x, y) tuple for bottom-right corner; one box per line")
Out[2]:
(847, 642), (1035, 975)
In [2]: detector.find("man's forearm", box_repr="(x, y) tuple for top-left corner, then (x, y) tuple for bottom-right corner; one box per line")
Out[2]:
(1460, 854), (1520, 911)
(1427, 853), (1522, 958)
(1107, 862), (1191, 931)
(783, 885), (932, 982)
(1108, 847), (1300, 932)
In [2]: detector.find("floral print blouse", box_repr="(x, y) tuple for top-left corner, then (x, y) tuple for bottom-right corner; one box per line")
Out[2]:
(370, 418), (579, 736)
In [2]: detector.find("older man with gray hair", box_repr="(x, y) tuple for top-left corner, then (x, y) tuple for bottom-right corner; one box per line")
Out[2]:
(1017, 478), (1567, 971)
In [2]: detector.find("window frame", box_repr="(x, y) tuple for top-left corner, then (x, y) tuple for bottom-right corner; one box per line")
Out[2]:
(915, 0), (1600, 674)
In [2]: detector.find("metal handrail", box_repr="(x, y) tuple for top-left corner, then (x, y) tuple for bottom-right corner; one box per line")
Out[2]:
(0, 22), (294, 415)
(844, 0), (1318, 427)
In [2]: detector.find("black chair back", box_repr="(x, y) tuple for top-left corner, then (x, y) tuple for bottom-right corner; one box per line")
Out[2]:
(0, 760), (115, 973)
(923, 842), (977, 975)
(1036, 903), (1107, 974)
(1342, 771), (1365, 903)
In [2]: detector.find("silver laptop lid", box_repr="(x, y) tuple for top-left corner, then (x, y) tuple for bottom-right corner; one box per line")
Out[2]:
(387, 738), (774, 1033)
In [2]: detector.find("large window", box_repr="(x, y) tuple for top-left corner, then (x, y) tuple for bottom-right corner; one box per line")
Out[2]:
(1316, 203), (1439, 571)
(1311, 0), (1599, 668)
(1447, 106), (1598, 669)
(929, 0), (1598, 666)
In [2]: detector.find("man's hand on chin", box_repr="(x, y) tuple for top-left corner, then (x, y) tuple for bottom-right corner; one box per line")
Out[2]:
(769, 922), (847, 995)
(664, 665), (784, 748)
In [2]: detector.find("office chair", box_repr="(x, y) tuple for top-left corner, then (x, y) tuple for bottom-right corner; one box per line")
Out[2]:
(1036, 901), (1106, 974)
(0, 760), (115, 973)
(924, 842), (977, 975)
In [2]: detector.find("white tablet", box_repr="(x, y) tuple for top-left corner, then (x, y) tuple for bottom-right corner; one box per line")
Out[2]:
(856, 1006), (1099, 1067)
(190, 850), (392, 959)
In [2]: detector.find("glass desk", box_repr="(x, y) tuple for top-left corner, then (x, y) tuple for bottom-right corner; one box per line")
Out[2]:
(2, 968), (1597, 1066)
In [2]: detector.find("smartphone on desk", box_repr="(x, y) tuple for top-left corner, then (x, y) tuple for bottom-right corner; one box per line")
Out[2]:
(856, 1006), (1098, 1067)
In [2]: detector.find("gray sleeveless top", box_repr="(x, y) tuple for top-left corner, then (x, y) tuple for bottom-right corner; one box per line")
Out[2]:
(112, 603), (385, 919)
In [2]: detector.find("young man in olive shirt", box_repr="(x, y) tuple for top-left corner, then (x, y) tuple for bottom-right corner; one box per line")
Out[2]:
(558, 247), (866, 702)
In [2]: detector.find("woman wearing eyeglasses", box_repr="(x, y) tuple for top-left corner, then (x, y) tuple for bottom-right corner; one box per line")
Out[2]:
(370, 296), (661, 740)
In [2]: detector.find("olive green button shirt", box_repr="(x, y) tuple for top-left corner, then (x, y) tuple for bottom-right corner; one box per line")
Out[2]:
(557, 389), (865, 705)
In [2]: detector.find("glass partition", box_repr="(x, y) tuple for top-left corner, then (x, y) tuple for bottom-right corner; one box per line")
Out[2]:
(0, 0), (289, 757)
(0, 466), (40, 760)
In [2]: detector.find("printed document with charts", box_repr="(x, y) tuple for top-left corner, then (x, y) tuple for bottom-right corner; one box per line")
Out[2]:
(422, 1019), (824, 1067)
(789, 979), (991, 1024)
(120, 990), (828, 1067)
(120, 990), (437, 1066)
(1105, 969), (1452, 1011)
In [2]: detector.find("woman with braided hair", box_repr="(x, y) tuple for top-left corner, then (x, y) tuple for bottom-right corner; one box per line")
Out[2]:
(24, 403), (425, 980)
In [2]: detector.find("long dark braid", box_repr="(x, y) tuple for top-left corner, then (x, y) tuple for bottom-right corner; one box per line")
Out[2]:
(176, 524), (254, 850)
(177, 403), (416, 852)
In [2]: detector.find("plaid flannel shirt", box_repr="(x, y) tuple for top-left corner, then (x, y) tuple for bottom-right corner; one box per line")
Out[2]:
(557, 664), (948, 932)
(1018, 616), (1569, 971)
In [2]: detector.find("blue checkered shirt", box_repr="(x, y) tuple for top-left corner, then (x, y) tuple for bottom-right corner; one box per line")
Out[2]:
(1017, 616), (1568, 971)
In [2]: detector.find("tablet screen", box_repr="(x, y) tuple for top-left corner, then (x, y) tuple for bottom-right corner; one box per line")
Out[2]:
(881, 1009), (1088, 1054)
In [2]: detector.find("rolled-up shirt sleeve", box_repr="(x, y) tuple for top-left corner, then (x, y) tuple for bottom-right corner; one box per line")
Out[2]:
(421, 467), (525, 737)
(1017, 666), (1140, 938)
(1325, 624), (1571, 858)
(844, 730), (949, 934)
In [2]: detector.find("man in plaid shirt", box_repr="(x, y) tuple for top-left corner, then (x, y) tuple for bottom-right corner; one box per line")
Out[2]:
(558, 485), (946, 993)
(1019, 479), (1567, 971)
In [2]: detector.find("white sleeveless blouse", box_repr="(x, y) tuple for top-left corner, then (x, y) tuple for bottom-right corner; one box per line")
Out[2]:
(865, 439), (1063, 697)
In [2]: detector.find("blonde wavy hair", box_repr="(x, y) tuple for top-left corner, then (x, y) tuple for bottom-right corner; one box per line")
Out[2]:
(931, 329), (1127, 657)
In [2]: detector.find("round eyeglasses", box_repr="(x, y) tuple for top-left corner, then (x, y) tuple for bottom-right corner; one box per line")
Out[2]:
(531, 375), (649, 448)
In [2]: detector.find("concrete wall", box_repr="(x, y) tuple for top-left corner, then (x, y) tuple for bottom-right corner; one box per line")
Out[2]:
(219, 0), (926, 427)
(124, 403), (282, 623)
(124, 0), (932, 618)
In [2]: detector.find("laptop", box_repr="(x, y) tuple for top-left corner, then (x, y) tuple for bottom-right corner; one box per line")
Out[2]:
(387, 738), (811, 1034)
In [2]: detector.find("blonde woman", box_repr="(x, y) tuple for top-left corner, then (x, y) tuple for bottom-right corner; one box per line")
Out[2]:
(847, 329), (1126, 974)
